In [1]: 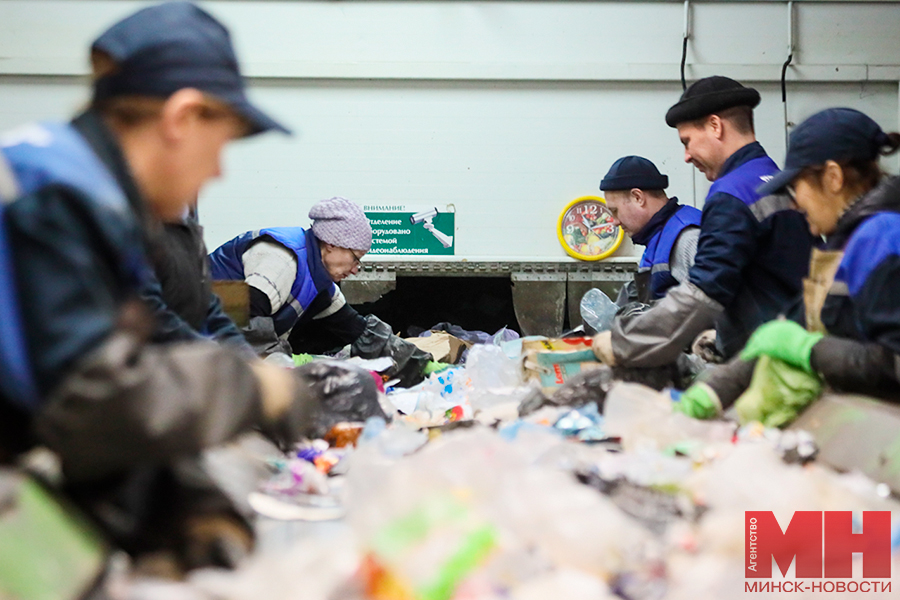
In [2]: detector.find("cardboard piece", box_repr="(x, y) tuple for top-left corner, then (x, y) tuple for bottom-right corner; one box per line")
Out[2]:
(211, 280), (250, 328)
(521, 337), (602, 393)
(404, 332), (470, 364)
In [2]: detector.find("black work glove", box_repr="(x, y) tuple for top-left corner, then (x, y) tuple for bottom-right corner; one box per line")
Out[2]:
(351, 315), (432, 387)
(261, 360), (385, 449)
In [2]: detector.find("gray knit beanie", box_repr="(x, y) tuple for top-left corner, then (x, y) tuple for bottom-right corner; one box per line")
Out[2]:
(309, 197), (372, 252)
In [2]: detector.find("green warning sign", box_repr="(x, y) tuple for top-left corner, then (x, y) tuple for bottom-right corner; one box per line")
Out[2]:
(364, 205), (455, 256)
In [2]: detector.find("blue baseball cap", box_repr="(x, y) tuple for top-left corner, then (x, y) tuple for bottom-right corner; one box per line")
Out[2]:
(91, 2), (290, 136)
(600, 155), (669, 191)
(758, 108), (888, 196)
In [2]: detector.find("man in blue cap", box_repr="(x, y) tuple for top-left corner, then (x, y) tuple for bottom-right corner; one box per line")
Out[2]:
(593, 76), (815, 367)
(599, 155), (701, 305)
(0, 2), (383, 573)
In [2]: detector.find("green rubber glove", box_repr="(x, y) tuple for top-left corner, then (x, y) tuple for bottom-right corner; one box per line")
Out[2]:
(293, 353), (315, 367)
(423, 360), (451, 375)
(740, 320), (823, 374)
(673, 383), (722, 419)
(735, 355), (822, 427)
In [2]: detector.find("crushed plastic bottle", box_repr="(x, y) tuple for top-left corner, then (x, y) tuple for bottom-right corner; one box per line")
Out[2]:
(359, 416), (429, 458)
(580, 288), (618, 335)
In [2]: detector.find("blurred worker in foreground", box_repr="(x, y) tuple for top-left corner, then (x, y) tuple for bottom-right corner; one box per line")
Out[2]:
(209, 197), (434, 386)
(0, 2), (382, 572)
(676, 108), (900, 420)
(593, 76), (815, 367)
(141, 204), (253, 353)
(599, 155), (701, 306)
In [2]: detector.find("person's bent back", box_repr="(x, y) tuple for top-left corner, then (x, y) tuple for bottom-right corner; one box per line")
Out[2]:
(210, 197), (434, 385)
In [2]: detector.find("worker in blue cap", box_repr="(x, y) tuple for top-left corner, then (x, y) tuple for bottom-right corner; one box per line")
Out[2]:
(593, 76), (815, 367)
(676, 107), (900, 420)
(0, 2), (383, 573)
(599, 155), (701, 305)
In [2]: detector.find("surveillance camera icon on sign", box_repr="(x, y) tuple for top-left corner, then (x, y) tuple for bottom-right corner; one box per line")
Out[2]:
(410, 207), (453, 248)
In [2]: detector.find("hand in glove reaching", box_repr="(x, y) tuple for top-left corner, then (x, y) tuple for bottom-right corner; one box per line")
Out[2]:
(740, 319), (823, 374)
(351, 314), (432, 386)
(592, 330), (617, 366)
(672, 383), (722, 419)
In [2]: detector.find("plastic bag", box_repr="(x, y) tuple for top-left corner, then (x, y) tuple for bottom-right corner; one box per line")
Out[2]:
(603, 382), (734, 453)
(466, 344), (522, 389)
(294, 360), (388, 440)
(734, 355), (822, 427)
(580, 288), (618, 335)
(465, 345), (534, 419)
(550, 366), (614, 408)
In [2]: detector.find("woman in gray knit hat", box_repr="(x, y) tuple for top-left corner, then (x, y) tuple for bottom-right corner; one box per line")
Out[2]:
(209, 197), (432, 384)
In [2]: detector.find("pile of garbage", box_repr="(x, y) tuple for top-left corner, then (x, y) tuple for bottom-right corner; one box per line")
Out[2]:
(115, 328), (900, 600)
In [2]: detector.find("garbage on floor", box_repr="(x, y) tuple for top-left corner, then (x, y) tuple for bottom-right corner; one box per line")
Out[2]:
(102, 331), (900, 600)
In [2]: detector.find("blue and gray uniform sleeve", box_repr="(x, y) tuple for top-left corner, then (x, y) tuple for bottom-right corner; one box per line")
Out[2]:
(615, 226), (698, 309)
(138, 254), (250, 352)
(138, 272), (208, 344)
(687, 195), (760, 307)
(811, 215), (900, 397)
(610, 192), (755, 366)
(203, 293), (254, 352)
(240, 241), (301, 355)
(669, 226), (699, 285)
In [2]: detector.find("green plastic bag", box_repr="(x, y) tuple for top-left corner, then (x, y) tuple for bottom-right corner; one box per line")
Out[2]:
(0, 470), (108, 600)
(735, 356), (822, 428)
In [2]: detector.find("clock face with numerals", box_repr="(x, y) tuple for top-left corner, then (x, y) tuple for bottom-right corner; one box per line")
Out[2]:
(557, 196), (623, 261)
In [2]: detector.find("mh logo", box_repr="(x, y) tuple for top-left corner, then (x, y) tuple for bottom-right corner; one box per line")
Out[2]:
(745, 511), (891, 578)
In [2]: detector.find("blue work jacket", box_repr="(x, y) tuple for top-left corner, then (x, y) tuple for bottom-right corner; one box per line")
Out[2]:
(688, 142), (815, 358)
(209, 228), (336, 336)
(632, 199), (702, 302)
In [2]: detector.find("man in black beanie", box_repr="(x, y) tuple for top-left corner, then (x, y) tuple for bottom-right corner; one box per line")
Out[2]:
(593, 76), (814, 367)
(599, 155), (701, 305)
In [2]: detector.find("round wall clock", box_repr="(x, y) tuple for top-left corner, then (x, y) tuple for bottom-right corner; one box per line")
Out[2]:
(557, 195), (623, 261)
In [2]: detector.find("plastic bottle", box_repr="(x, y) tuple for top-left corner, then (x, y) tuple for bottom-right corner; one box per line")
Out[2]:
(580, 288), (617, 335)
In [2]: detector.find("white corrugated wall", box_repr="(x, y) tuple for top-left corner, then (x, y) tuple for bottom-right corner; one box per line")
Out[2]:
(1, 1), (899, 260)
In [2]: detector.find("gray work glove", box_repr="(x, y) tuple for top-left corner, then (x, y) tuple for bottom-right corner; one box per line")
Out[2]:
(242, 316), (293, 357)
(261, 360), (385, 449)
